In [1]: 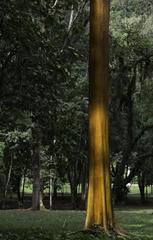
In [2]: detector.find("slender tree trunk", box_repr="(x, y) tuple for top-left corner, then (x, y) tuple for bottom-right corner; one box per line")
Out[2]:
(151, 185), (153, 195)
(85, 0), (114, 231)
(32, 125), (41, 211)
(81, 183), (86, 201)
(2, 153), (13, 209)
(138, 172), (145, 203)
(16, 175), (21, 207)
(49, 176), (53, 209)
(145, 186), (148, 199)
(81, 160), (87, 201)
(40, 190), (45, 209)
(81, 175), (86, 201)
(21, 170), (26, 205)
(68, 167), (78, 209)
(113, 175), (126, 203)
(68, 5), (74, 31)
(53, 179), (57, 198)
(70, 181), (78, 209)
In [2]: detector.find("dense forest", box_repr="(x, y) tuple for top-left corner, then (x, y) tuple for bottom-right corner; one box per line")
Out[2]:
(0, 0), (153, 239)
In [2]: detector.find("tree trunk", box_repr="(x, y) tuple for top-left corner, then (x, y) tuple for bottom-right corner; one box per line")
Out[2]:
(145, 186), (148, 199)
(53, 179), (57, 198)
(138, 172), (145, 203)
(32, 125), (41, 211)
(2, 153), (13, 209)
(70, 182), (78, 209)
(81, 162), (87, 201)
(68, 165), (79, 209)
(85, 0), (114, 231)
(81, 177), (86, 202)
(49, 176), (53, 209)
(113, 168), (127, 203)
(16, 175), (21, 207)
(21, 170), (26, 205)
(40, 190), (45, 209)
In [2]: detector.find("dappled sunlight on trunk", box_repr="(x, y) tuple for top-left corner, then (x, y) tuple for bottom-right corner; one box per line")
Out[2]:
(85, 1), (127, 236)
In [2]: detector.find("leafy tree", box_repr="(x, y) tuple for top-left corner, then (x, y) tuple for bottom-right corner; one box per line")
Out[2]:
(109, 0), (153, 202)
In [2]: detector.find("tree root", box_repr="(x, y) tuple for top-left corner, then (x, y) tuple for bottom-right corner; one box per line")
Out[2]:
(56, 224), (129, 240)
(83, 224), (128, 238)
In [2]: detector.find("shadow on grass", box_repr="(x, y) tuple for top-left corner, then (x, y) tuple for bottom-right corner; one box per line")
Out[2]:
(0, 209), (153, 240)
(0, 230), (150, 240)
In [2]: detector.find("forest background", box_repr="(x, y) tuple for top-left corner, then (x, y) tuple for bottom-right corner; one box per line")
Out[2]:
(0, 0), (153, 239)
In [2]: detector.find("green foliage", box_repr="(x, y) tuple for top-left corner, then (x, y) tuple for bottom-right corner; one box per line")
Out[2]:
(108, 0), (153, 202)
(0, 0), (89, 199)
(0, 0), (153, 209)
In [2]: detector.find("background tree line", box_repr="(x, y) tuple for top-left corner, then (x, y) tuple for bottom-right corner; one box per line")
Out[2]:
(0, 0), (153, 210)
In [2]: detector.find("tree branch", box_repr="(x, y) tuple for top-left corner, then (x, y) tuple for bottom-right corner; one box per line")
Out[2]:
(68, 5), (74, 32)
(0, 47), (17, 74)
(122, 124), (153, 165)
(60, 0), (88, 54)
(133, 54), (153, 68)
(51, 0), (58, 9)
(131, 125), (153, 151)
(125, 153), (153, 185)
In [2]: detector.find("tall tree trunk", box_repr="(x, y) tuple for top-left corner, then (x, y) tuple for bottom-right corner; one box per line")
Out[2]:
(68, 167), (78, 210)
(2, 152), (13, 209)
(70, 181), (78, 209)
(49, 176), (53, 209)
(81, 169), (87, 202)
(53, 179), (57, 198)
(40, 190), (45, 209)
(138, 172), (145, 203)
(32, 125), (41, 211)
(85, 0), (114, 231)
(16, 175), (21, 207)
(113, 173), (126, 203)
(21, 170), (26, 205)
(40, 175), (46, 209)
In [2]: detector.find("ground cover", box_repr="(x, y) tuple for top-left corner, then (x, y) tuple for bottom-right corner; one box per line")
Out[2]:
(0, 208), (153, 240)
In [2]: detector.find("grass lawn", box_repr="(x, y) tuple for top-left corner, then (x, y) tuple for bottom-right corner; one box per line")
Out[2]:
(0, 209), (153, 240)
(128, 184), (153, 196)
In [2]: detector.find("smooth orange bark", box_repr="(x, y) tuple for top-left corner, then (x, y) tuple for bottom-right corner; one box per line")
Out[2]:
(85, 0), (114, 231)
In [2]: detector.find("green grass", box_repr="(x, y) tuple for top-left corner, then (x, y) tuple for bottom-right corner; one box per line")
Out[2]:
(128, 184), (153, 196)
(0, 209), (153, 240)
(128, 184), (140, 194)
(23, 183), (82, 194)
(23, 182), (153, 196)
(116, 209), (153, 239)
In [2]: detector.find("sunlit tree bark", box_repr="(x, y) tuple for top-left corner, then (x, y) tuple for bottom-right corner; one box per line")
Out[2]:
(85, 0), (114, 232)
